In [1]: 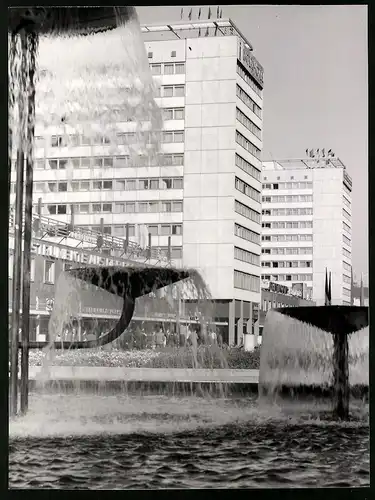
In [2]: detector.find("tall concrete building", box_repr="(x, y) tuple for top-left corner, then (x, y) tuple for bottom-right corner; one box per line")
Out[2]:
(261, 156), (352, 306)
(9, 18), (264, 344)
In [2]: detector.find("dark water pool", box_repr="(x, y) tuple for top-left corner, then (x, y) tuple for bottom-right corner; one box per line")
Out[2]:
(9, 394), (369, 489)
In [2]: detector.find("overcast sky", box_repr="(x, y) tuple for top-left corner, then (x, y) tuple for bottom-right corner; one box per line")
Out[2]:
(137, 5), (368, 282)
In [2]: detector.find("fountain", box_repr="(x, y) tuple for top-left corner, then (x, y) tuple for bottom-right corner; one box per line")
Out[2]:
(8, 6), (189, 416)
(259, 270), (369, 420)
(8, 7), (369, 489)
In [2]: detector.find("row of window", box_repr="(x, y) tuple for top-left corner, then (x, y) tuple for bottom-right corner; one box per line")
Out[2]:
(264, 175), (309, 182)
(262, 234), (313, 242)
(113, 223), (182, 238)
(44, 200), (184, 216)
(262, 247), (313, 255)
(343, 261), (351, 272)
(117, 130), (184, 145)
(343, 208), (351, 221)
(23, 154), (185, 171)
(235, 177), (261, 203)
(235, 153), (261, 182)
(262, 182), (313, 190)
(342, 287), (351, 297)
(343, 247), (351, 259)
(343, 195), (351, 209)
(236, 108), (261, 140)
(262, 195), (313, 203)
(236, 131), (261, 160)
(237, 63), (262, 98)
(150, 62), (185, 75)
(234, 246), (260, 267)
(162, 107), (185, 121)
(262, 261), (312, 268)
(343, 274), (351, 285)
(343, 234), (351, 247)
(235, 200), (261, 224)
(32, 177), (184, 194)
(263, 221), (313, 229)
(236, 84), (262, 119)
(262, 208), (313, 216)
(154, 84), (185, 98)
(148, 50), (177, 59)
(234, 223), (260, 246)
(234, 270), (260, 292)
(262, 274), (313, 282)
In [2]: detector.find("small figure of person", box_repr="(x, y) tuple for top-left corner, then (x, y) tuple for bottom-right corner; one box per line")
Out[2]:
(155, 325), (165, 349)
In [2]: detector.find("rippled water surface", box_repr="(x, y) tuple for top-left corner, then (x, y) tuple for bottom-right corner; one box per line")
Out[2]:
(9, 393), (369, 489)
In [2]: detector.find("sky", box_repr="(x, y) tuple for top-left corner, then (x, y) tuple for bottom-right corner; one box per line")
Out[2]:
(136, 5), (368, 282)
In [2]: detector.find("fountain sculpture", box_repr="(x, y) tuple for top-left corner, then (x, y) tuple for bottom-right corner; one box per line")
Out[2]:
(8, 6), (192, 416)
(259, 270), (369, 420)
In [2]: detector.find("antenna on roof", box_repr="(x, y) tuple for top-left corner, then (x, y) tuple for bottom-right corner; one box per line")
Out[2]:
(198, 7), (201, 20)
(188, 8), (192, 21)
(208, 7), (212, 19)
(180, 8), (183, 20)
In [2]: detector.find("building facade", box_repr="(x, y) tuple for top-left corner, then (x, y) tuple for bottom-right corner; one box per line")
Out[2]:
(9, 18), (264, 345)
(261, 157), (352, 305)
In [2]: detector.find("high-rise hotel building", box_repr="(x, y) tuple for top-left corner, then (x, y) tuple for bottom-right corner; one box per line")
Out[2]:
(9, 18), (264, 345)
(261, 157), (352, 306)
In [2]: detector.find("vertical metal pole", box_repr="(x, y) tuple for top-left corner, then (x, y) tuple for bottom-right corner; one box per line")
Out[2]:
(20, 31), (37, 415)
(70, 203), (75, 230)
(125, 223), (129, 254)
(10, 29), (28, 417)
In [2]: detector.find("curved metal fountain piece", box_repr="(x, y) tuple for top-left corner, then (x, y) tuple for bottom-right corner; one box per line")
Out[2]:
(8, 7), (137, 35)
(26, 265), (191, 350)
(274, 305), (369, 335)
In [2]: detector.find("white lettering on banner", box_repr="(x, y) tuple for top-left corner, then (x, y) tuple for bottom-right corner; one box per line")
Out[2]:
(10, 236), (132, 268)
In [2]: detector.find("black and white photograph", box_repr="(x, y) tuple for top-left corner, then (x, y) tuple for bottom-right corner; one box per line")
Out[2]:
(8, 4), (369, 490)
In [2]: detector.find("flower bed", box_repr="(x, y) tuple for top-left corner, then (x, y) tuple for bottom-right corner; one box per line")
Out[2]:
(28, 346), (261, 370)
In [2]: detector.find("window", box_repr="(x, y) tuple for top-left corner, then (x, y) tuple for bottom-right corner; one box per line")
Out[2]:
(235, 224), (260, 245)
(126, 202), (135, 213)
(139, 179), (149, 190)
(236, 131), (261, 159)
(235, 200), (261, 224)
(47, 205), (56, 215)
(49, 159), (58, 170)
(236, 108), (262, 140)
(172, 201), (183, 212)
(161, 225), (171, 235)
(34, 182), (44, 193)
(172, 224), (182, 235)
(92, 204), (101, 213)
(51, 135), (64, 147)
(148, 52), (153, 58)
(161, 201), (171, 213)
(236, 63), (262, 97)
(171, 51), (176, 57)
(102, 204), (112, 213)
(103, 158), (113, 168)
(126, 179), (136, 190)
(150, 179), (159, 190)
(234, 247), (260, 266)
(163, 131), (173, 143)
(81, 135), (91, 146)
(173, 178), (183, 189)
(164, 63), (174, 75)
(162, 178), (172, 189)
(79, 204), (89, 214)
(148, 225), (158, 236)
(151, 64), (161, 75)
(163, 86), (173, 98)
(236, 84), (262, 118)
(35, 160), (45, 169)
(30, 258), (35, 282)
(343, 221), (351, 234)
(163, 109), (173, 120)
(58, 182), (67, 192)
(171, 247), (182, 259)
(234, 270), (260, 292)
(57, 205), (66, 215)
(81, 158), (91, 168)
(149, 201), (159, 213)
(92, 157), (103, 168)
(174, 85), (185, 97)
(93, 181), (102, 190)
(175, 63), (185, 74)
(138, 202), (148, 213)
(103, 181), (112, 190)
(235, 177), (261, 203)
(44, 260), (55, 284)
